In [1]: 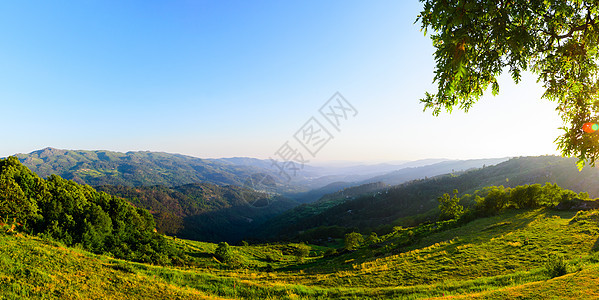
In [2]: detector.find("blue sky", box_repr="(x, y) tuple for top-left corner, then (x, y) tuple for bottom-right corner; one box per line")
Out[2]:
(1, 0), (562, 162)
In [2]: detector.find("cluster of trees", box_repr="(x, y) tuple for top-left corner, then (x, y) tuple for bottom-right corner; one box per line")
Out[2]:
(439, 183), (591, 221)
(438, 189), (464, 221)
(334, 183), (590, 254)
(0, 157), (181, 265)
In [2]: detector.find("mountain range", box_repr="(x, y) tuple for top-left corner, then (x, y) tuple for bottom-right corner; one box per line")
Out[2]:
(15, 147), (268, 188)
(18, 148), (594, 244)
(14, 147), (509, 198)
(9, 147), (514, 242)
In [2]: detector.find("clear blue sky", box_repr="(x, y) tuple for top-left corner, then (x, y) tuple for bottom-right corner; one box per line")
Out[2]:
(1, 0), (562, 162)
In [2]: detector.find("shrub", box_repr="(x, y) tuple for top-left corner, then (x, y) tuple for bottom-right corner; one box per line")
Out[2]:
(545, 254), (568, 278)
(366, 232), (379, 244)
(324, 248), (337, 257)
(214, 242), (232, 263)
(293, 243), (310, 261)
(344, 232), (364, 250)
(265, 254), (276, 262)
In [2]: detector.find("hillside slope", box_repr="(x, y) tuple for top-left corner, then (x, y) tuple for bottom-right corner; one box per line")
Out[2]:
(0, 156), (181, 265)
(0, 234), (214, 299)
(3, 206), (599, 299)
(255, 155), (599, 241)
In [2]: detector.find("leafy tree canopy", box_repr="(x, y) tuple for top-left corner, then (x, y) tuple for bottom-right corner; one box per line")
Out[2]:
(292, 243), (310, 260)
(0, 157), (181, 265)
(418, 0), (599, 168)
(214, 242), (233, 263)
(438, 189), (464, 220)
(344, 232), (364, 251)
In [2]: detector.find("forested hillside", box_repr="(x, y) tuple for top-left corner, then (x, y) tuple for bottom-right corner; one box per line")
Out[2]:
(361, 157), (509, 185)
(0, 156), (181, 264)
(97, 184), (298, 243)
(255, 156), (599, 241)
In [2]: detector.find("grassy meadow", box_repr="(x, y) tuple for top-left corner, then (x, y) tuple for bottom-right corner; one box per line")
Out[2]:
(2, 207), (599, 299)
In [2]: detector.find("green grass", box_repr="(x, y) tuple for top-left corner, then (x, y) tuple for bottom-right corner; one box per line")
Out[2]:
(0, 234), (211, 299)
(3, 207), (599, 299)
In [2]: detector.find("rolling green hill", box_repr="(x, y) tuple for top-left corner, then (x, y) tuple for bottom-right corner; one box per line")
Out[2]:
(254, 155), (599, 241)
(4, 200), (599, 299)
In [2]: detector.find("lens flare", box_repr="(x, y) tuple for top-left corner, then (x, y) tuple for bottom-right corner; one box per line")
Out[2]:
(583, 122), (599, 133)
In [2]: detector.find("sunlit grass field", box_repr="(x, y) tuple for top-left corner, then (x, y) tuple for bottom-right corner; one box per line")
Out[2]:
(2, 207), (599, 299)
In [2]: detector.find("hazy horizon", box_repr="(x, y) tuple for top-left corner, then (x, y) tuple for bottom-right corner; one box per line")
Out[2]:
(9, 146), (520, 167)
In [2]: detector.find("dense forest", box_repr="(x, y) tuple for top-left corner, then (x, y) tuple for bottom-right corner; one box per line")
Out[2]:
(96, 184), (298, 243)
(0, 157), (181, 264)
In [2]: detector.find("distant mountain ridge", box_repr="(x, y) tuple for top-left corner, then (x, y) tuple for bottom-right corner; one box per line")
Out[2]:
(284, 157), (510, 202)
(361, 157), (510, 185)
(13, 148), (510, 197)
(15, 147), (271, 187)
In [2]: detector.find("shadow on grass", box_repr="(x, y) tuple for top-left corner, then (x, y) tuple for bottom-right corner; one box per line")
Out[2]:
(592, 238), (599, 252)
(185, 251), (214, 259)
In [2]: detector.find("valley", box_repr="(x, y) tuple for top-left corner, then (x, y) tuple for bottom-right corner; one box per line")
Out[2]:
(2, 150), (599, 299)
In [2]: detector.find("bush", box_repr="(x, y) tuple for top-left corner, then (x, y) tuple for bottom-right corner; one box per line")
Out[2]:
(265, 254), (276, 262)
(545, 254), (568, 278)
(265, 264), (274, 272)
(366, 232), (379, 244)
(293, 243), (310, 261)
(344, 232), (364, 250)
(324, 248), (337, 257)
(214, 242), (232, 263)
